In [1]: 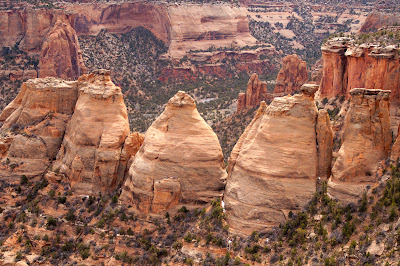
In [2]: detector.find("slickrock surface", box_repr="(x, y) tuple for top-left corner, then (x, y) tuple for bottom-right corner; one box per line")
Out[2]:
(274, 54), (308, 95)
(54, 70), (130, 194)
(0, 78), (78, 179)
(237, 73), (268, 112)
(121, 91), (226, 214)
(39, 19), (87, 79)
(225, 84), (332, 234)
(319, 37), (400, 101)
(330, 88), (392, 202)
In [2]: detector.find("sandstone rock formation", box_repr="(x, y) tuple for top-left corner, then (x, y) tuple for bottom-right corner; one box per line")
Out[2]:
(39, 19), (87, 79)
(319, 37), (400, 101)
(0, 78), (78, 179)
(121, 91), (226, 214)
(330, 88), (392, 202)
(54, 70), (130, 194)
(274, 54), (308, 95)
(237, 73), (268, 112)
(316, 109), (334, 179)
(225, 84), (332, 234)
(360, 12), (400, 33)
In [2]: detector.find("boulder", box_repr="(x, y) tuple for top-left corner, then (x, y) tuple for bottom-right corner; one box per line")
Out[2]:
(330, 88), (392, 202)
(121, 91), (226, 214)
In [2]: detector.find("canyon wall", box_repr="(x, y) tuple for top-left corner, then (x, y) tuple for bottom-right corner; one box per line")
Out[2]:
(120, 91), (227, 214)
(319, 37), (400, 101)
(225, 84), (332, 235)
(330, 88), (392, 202)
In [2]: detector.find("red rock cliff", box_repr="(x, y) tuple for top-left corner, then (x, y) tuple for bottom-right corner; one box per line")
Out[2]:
(237, 73), (268, 112)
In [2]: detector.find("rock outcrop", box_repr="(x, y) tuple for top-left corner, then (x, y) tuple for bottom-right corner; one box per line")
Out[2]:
(121, 91), (226, 214)
(319, 37), (400, 101)
(237, 73), (268, 112)
(225, 84), (332, 234)
(274, 54), (308, 95)
(330, 88), (392, 202)
(39, 19), (87, 79)
(54, 70), (130, 194)
(0, 78), (78, 179)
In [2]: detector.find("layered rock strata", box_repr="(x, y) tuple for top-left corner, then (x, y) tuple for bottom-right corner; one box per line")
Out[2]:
(274, 54), (308, 95)
(320, 37), (400, 101)
(237, 73), (268, 112)
(54, 70), (130, 194)
(121, 91), (227, 214)
(0, 78), (78, 179)
(225, 84), (332, 234)
(330, 88), (392, 202)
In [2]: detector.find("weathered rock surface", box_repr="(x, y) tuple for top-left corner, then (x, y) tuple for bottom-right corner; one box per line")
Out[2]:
(237, 73), (268, 112)
(330, 88), (392, 202)
(274, 54), (308, 95)
(317, 109), (334, 179)
(54, 70), (130, 194)
(225, 84), (332, 234)
(39, 19), (87, 79)
(0, 78), (78, 179)
(319, 37), (400, 102)
(121, 91), (226, 214)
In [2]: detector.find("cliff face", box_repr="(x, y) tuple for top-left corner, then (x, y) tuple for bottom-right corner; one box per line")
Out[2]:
(274, 54), (308, 95)
(54, 70), (130, 194)
(330, 88), (392, 202)
(225, 84), (332, 235)
(319, 37), (400, 101)
(0, 78), (78, 179)
(237, 73), (268, 112)
(120, 91), (227, 214)
(39, 19), (87, 79)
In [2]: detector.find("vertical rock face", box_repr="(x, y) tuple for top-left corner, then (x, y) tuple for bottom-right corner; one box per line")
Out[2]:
(225, 84), (332, 234)
(319, 37), (400, 102)
(0, 78), (78, 178)
(121, 91), (227, 214)
(54, 70), (130, 194)
(39, 19), (87, 79)
(330, 88), (392, 202)
(316, 110), (334, 179)
(236, 73), (268, 112)
(274, 54), (308, 95)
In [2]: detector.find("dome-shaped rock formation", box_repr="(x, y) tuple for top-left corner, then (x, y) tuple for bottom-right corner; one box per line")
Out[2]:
(330, 88), (392, 202)
(225, 84), (333, 235)
(54, 70), (130, 194)
(0, 78), (78, 179)
(274, 54), (308, 96)
(120, 91), (227, 214)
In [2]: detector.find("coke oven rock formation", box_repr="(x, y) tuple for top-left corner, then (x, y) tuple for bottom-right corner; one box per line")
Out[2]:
(53, 70), (130, 194)
(330, 88), (392, 202)
(237, 73), (268, 112)
(121, 91), (227, 214)
(320, 37), (400, 101)
(225, 84), (332, 234)
(274, 54), (308, 96)
(0, 78), (78, 179)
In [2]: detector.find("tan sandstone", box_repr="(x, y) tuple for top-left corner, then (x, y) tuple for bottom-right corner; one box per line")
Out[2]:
(330, 88), (392, 202)
(225, 84), (332, 235)
(120, 91), (227, 214)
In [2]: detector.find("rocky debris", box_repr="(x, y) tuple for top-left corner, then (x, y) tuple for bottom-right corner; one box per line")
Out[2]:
(274, 54), (308, 95)
(237, 73), (268, 112)
(121, 91), (227, 214)
(54, 70), (130, 194)
(39, 19), (87, 79)
(225, 84), (332, 234)
(319, 37), (400, 101)
(0, 77), (78, 179)
(330, 88), (392, 203)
